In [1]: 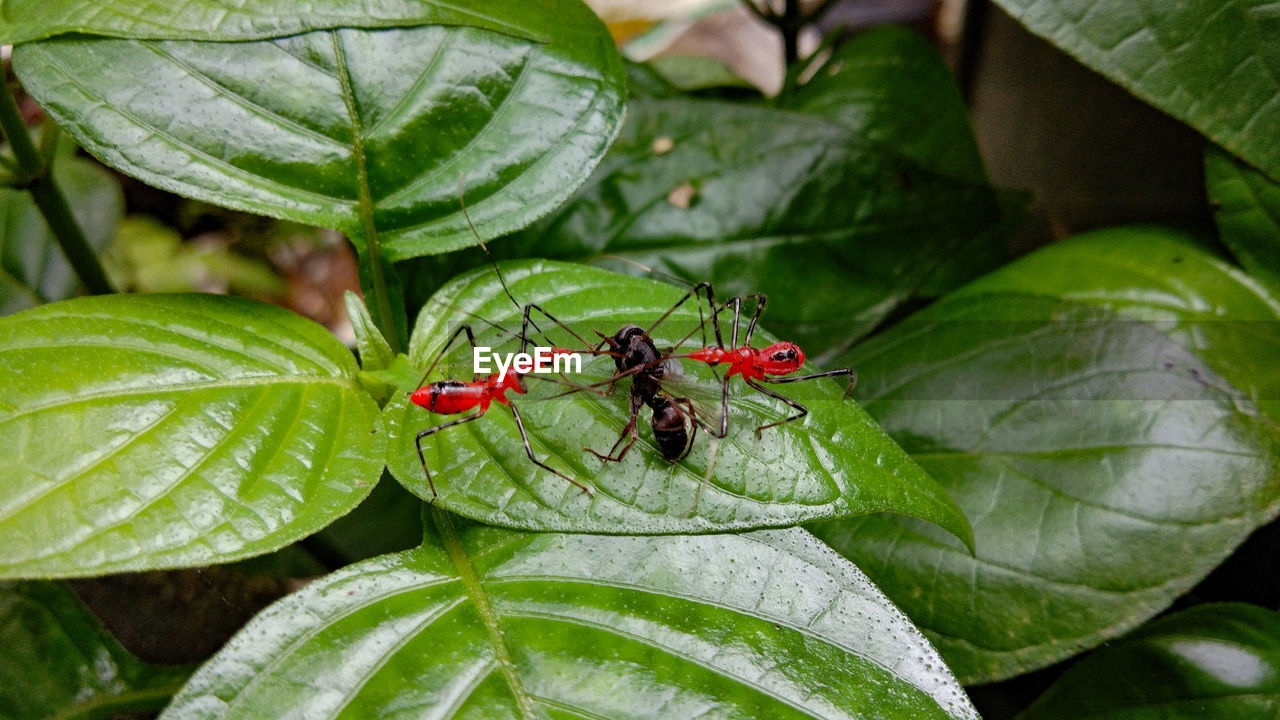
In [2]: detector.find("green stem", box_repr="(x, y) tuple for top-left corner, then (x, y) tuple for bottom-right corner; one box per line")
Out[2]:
(0, 80), (115, 295)
(331, 32), (403, 354)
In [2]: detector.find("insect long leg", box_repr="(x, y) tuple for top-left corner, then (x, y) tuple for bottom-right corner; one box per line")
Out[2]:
(416, 411), (485, 499)
(585, 392), (644, 463)
(587, 255), (720, 349)
(716, 293), (768, 347)
(419, 324), (479, 386)
(459, 172), (528, 318)
(658, 281), (721, 351)
(507, 402), (592, 496)
(743, 377), (810, 437)
(740, 293), (768, 346)
(764, 367), (857, 391)
(748, 369), (856, 435)
(521, 303), (606, 357)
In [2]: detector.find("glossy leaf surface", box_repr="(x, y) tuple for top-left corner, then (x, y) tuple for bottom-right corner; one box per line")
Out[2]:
(14, 3), (625, 258)
(1019, 604), (1280, 719)
(0, 152), (123, 314)
(1207, 146), (1280, 296)
(990, 0), (1280, 182)
(781, 26), (987, 185)
(414, 29), (999, 354)
(811, 228), (1280, 683)
(0, 0), (553, 44)
(0, 580), (191, 719)
(0, 294), (383, 578)
(160, 522), (979, 720)
(385, 260), (972, 543)
(951, 226), (1280, 421)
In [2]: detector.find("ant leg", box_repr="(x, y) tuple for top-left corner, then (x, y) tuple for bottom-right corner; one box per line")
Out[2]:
(744, 377), (810, 438)
(507, 402), (592, 496)
(416, 411), (485, 500)
(418, 324), (479, 385)
(585, 393), (643, 463)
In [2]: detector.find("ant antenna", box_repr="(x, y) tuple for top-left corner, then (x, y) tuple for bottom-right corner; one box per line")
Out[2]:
(458, 172), (523, 315)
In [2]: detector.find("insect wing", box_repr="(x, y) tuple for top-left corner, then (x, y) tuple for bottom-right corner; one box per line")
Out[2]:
(654, 357), (728, 434)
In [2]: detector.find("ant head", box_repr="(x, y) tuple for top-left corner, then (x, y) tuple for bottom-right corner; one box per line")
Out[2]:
(761, 342), (805, 375)
(613, 324), (647, 347)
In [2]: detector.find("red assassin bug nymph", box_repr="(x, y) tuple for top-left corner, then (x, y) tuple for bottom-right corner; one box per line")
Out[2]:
(687, 293), (857, 438)
(408, 183), (600, 499)
(409, 322), (591, 498)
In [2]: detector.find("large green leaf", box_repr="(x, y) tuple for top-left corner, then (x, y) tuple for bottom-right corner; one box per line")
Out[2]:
(781, 26), (987, 185)
(810, 227), (1280, 683)
(0, 152), (123, 315)
(0, 294), (383, 578)
(0, 580), (191, 719)
(160, 519), (979, 720)
(1207, 146), (1280, 296)
(0, 0), (558, 44)
(990, 0), (1280, 182)
(1018, 604), (1280, 719)
(13, 2), (625, 259)
(410, 30), (1000, 355)
(385, 260), (973, 543)
(949, 226), (1280, 422)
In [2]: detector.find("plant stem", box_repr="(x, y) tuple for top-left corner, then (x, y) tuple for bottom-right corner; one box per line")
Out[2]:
(782, 0), (801, 65)
(331, 32), (403, 355)
(0, 80), (115, 295)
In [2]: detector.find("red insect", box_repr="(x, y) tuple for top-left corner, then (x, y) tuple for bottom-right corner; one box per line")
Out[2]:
(681, 293), (856, 437)
(410, 180), (596, 499)
(410, 324), (592, 499)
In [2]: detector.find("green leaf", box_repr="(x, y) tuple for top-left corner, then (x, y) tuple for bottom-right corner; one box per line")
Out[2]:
(0, 294), (384, 578)
(344, 290), (394, 372)
(990, 0), (1280, 182)
(159, 520), (979, 720)
(0, 580), (191, 720)
(0, 0), (555, 44)
(0, 153), (123, 314)
(409, 28), (998, 353)
(781, 26), (988, 185)
(1018, 604), (1280, 720)
(950, 226), (1280, 422)
(810, 227), (1280, 683)
(410, 93), (1000, 355)
(13, 3), (625, 259)
(1207, 145), (1280, 296)
(385, 260), (973, 544)
(646, 55), (759, 94)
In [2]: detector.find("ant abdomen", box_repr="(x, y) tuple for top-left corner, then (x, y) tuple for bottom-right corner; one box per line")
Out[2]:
(649, 397), (693, 462)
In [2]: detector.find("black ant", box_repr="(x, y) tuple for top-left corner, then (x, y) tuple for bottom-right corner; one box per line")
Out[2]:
(521, 282), (722, 464)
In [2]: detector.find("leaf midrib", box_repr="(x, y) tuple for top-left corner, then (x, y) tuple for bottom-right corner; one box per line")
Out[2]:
(433, 509), (538, 720)
(0, 375), (354, 424)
